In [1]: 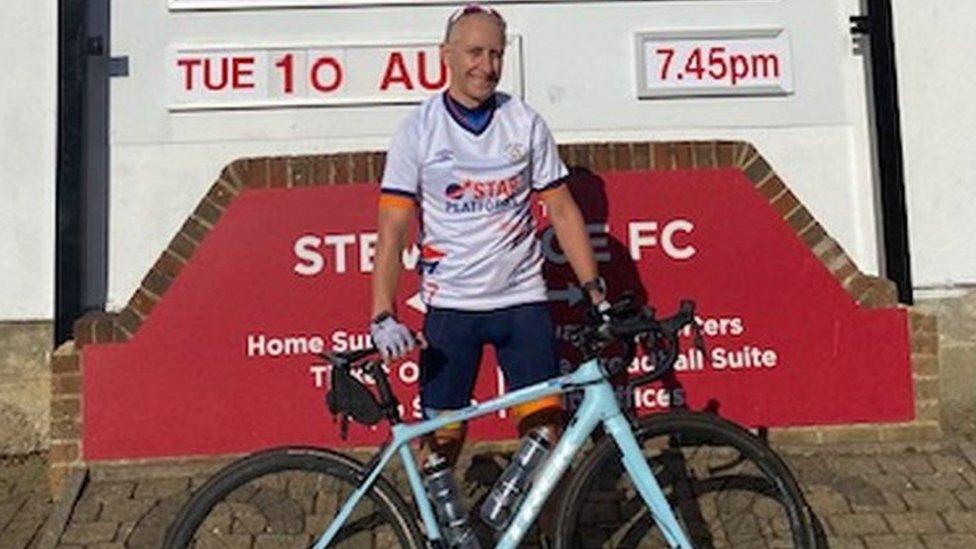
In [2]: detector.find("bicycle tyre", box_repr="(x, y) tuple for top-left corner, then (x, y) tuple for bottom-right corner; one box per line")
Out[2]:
(164, 446), (424, 549)
(555, 410), (816, 548)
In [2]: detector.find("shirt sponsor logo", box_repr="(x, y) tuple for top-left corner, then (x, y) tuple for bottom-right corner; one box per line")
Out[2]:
(443, 174), (523, 214)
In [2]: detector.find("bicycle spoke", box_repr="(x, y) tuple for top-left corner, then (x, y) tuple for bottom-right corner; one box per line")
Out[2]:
(183, 466), (400, 548)
(563, 423), (806, 548)
(605, 505), (652, 547)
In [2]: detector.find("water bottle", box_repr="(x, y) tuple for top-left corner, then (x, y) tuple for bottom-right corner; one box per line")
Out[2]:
(423, 453), (480, 548)
(480, 427), (552, 531)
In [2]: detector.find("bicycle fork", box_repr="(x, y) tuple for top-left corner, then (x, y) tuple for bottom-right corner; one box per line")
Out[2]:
(499, 377), (694, 549)
(604, 412), (694, 549)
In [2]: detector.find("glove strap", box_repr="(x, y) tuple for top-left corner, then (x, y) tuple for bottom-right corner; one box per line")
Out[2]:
(371, 311), (394, 325)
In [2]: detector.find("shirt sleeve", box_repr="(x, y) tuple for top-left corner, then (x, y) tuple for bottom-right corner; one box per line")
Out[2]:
(380, 113), (422, 198)
(530, 115), (569, 192)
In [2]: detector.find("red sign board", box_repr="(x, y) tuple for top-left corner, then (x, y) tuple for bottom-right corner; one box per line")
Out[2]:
(83, 169), (913, 460)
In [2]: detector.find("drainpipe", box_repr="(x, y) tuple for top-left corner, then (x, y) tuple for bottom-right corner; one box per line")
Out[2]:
(56, 0), (88, 344)
(852, 0), (914, 304)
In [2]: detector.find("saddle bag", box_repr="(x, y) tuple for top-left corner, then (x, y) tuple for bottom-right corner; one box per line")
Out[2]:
(325, 365), (383, 427)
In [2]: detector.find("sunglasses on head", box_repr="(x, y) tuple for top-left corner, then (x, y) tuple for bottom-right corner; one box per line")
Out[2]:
(445, 3), (506, 39)
(448, 3), (502, 23)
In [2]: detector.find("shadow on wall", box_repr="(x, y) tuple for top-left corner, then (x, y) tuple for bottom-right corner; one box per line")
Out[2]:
(543, 167), (704, 418)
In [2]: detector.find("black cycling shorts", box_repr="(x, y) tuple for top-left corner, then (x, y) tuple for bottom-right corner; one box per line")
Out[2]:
(419, 302), (559, 412)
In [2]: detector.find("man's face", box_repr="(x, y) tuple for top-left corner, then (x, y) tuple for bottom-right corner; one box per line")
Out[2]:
(441, 13), (505, 107)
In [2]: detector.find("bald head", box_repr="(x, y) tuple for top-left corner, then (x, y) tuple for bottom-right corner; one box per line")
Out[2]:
(444, 10), (506, 44)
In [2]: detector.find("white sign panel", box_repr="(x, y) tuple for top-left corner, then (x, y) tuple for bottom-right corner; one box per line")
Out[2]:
(168, 39), (523, 111)
(636, 29), (794, 98)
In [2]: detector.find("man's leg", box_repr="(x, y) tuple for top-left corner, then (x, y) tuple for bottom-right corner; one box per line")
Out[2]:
(492, 303), (564, 438)
(418, 308), (484, 467)
(421, 413), (468, 466)
(493, 303), (564, 538)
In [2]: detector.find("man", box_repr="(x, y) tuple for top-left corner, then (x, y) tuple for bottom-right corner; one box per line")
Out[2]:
(370, 3), (605, 465)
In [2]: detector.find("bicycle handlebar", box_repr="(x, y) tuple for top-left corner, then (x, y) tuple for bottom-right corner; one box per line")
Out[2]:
(318, 296), (700, 396)
(568, 297), (700, 388)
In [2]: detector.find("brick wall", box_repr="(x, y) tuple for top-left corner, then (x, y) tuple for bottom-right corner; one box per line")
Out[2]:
(49, 342), (82, 496)
(914, 291), (976, 433)
(48, 141), (939, 496)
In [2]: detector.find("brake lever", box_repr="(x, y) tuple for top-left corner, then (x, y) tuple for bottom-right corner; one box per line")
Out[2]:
(677, 300), (707, 354)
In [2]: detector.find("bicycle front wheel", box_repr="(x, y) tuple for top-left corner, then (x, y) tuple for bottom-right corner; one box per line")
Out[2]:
(556, 410), (816, 548)
(164, 446), (424, 549)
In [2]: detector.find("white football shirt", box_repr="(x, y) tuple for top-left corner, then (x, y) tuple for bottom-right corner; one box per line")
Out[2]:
(381, 92), (568, 310)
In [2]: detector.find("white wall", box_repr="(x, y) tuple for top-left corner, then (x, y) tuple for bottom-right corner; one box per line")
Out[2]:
(106, 0), (880, 310)
(0, 0), (57, 320)
(892, 1), (976, 294)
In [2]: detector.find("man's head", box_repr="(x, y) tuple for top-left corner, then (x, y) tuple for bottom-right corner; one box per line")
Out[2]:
(440, 4), (506, 107)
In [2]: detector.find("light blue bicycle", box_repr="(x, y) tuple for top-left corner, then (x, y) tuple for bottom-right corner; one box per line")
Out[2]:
(166, 297), (817, 548)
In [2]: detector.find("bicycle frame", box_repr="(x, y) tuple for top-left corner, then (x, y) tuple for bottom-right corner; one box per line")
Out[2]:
(313, 358), (694, 549)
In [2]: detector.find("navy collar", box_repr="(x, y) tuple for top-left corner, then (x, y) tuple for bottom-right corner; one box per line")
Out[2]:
(443, 92), (497, 136)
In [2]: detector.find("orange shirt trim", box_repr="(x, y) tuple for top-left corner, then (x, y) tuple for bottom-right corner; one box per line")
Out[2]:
(379, 194), (415, 210)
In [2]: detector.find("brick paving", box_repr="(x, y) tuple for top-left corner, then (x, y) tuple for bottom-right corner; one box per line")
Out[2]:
(2, 437), (976, 548)
(0, 453), (52, 547)
(780, 439), (976, 548)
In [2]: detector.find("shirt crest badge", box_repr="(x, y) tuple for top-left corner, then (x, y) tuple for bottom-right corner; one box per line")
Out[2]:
(505, 143), (526, 163)
(433, 149), (453, 163)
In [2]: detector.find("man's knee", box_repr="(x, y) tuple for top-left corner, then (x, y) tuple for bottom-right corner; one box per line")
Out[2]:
(513, 395), (563, 440)
(423, 420), (467, 466)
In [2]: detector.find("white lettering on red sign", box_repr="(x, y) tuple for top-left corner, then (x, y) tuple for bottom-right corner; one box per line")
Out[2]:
(292, 219), (695, 276)
(169, 39), (522, 110)
(627, 220), (696, 261)
(246, 333), (325, 357)
(293, 234), (419, 276)
(244, 313), (779, 395)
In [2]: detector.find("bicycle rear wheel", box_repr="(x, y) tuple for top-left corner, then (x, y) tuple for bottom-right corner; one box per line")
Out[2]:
(164, 446), (424, 549)
(555, 410), (816, 548)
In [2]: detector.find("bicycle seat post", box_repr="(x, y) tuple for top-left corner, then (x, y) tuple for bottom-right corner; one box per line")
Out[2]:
(368, 360), (402, 425)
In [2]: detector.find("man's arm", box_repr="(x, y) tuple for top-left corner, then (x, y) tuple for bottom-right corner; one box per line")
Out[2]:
(539, 184), (605, 304)
(369, 201), (417, 360)
(372, 203), (414, 318)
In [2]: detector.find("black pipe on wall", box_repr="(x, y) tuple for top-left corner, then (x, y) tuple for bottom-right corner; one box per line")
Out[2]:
(56, 0), (110, 345)
(862, 0), (914, 304)
(56, 0), (88, 345)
